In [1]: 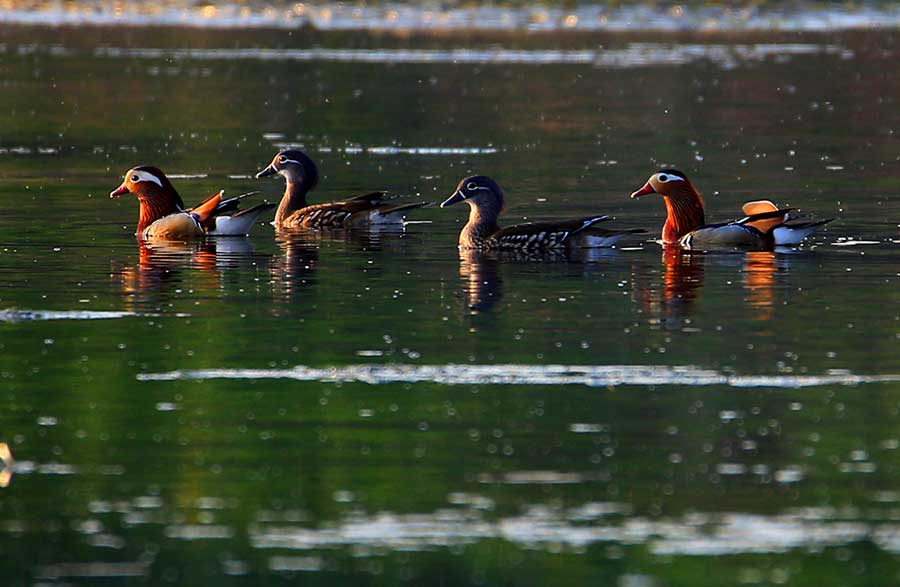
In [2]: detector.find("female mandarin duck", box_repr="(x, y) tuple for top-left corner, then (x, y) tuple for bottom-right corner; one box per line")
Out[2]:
(110, 166), (274, 240)
(630, 169), (832, 249)
(441, 175), (644, 251)
(255, 150), (425, 229)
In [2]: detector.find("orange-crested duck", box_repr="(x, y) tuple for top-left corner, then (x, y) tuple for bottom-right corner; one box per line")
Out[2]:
(255, 150), (426, 229)
(110, 166), (274, 240)
(630, 169), (833, 249)
(441, 175), (645, 251)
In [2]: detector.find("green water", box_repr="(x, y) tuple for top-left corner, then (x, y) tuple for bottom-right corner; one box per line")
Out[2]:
(1, 25), (899, 586)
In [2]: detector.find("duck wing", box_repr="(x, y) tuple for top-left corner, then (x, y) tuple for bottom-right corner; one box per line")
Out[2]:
(343, 191), (387, 204)
(283, 200), (368, 228)
(490, 216), (610, 249)
(679, 210), (793, 250)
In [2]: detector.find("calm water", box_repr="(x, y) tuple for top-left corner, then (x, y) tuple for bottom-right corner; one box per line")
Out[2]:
(1, 23), (900, 586)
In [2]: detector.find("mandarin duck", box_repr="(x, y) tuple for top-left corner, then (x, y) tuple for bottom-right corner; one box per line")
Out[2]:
(110, 166), (274, 240)
(441, 175), (645, 251)
(255, 150), (426, 229)
(630, 169), (833, 250)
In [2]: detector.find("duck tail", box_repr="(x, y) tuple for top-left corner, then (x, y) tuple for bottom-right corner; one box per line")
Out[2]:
(347, 191), (387, 204)
(214, 191), (261, 215)
(570, 215), (611, 237)
(212, 203), (276, 236)
(577, 225), (646, 248)
(774, 217), (834, 246)
(378, 201), (428, 217)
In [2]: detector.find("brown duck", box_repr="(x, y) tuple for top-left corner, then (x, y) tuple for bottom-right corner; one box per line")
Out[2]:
(255, 150), (425, 229)
(441, 175), (644, 251)
(630, 168), (832, 249)
(110, 166), (274, 240)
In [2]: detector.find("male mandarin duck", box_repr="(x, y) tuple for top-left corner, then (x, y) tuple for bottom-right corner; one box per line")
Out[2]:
(630, 169), (833, 249)
(255, 149), (426, 229)
(441, 175), (644, 251)
(110, 166), (274, 240)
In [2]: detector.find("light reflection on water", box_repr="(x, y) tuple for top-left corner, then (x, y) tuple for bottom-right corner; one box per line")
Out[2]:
(136, 362), (900, 388)
(4, 2), (900, 32)
(85, 43), (856, 70)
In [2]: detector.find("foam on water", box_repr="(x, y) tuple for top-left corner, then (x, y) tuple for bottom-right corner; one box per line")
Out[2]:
(2, 2), (900, 32)
(136, 363), (900, 388)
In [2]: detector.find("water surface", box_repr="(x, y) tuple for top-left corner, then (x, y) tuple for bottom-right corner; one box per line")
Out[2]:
(1, 22), (899, 586)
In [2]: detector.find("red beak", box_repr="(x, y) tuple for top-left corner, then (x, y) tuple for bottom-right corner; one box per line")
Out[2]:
(110, 183), (130, 198)
(630, 182), (656, 198)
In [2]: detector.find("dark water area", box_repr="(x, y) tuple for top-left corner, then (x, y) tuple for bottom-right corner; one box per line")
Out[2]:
(1, 23), (899, 586)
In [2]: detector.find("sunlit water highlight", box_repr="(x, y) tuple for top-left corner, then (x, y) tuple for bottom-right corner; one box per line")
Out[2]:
(83, 44), (855, 70)
(3, 2), (900, 32)
(137, 363), (900, 388)
(249, 506), (900, 555)
(0, 309), (137, 322)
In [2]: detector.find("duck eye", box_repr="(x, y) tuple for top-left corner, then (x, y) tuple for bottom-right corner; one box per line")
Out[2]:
(658, 174), (668, 182)
(278, 155), (288, 164)
(130, 175), (139, 182)
(465, 181), (478, 191)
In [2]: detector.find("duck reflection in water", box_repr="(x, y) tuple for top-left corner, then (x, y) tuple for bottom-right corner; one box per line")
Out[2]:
(742, 251), (778, 321)
(458, 249), (503, 313)
(114, 238), (269, 307)
(270, 231), (320, 304)
(635, 246), (707, 327)
(636, 247), (783, 327)
(456, 247), (625, 316)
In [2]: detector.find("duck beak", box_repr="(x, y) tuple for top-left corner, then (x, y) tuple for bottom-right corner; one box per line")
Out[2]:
(110, 183), (129, 198)
(256, 164), (278, 179)
(630, 182), (656, 198)
(440, 190), (466, 208)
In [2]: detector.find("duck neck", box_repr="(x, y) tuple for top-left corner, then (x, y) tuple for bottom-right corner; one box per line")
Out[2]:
(460, 201), (501, 248)
(275, 180), (309, 225)
(137, 195), (180, 235)
(662, 186), (705, 244)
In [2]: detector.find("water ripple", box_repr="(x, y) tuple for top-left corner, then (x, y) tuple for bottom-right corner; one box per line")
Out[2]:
(137, 363), (900, 389)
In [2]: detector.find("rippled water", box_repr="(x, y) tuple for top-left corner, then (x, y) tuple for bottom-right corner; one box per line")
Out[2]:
(1, 20), (899, 586)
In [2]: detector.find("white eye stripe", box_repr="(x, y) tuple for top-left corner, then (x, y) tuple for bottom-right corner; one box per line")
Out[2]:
(279, 158), (302, 166)
(130, 170), (163, 187)
(657, 173), (685, 183)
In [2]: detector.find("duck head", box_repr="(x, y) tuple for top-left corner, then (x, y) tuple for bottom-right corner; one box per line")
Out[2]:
(440, 175), (505, 214)
(110, 166), (185, 234)
(630, 169), (705, 244)
(256, 149), (319, 190)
